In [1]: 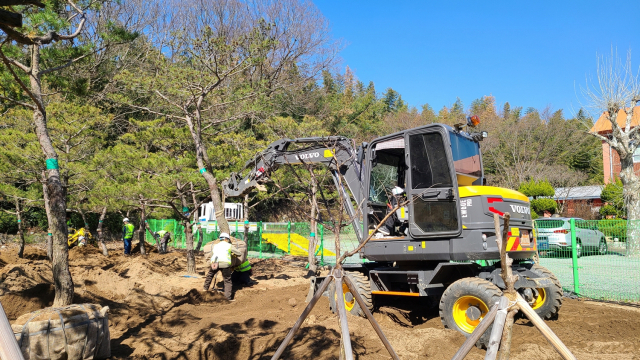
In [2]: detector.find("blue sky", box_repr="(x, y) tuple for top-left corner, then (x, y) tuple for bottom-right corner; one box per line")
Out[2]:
(314, 1), (640, 118)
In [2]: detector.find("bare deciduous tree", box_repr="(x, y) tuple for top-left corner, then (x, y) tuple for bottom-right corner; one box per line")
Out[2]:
(581, 49), (640, 254)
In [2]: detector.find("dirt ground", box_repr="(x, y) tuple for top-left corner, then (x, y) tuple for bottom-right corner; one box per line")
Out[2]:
(2, 242), (640, 360)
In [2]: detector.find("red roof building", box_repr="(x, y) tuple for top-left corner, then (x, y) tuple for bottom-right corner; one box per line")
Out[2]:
(590, 107), (640, 183)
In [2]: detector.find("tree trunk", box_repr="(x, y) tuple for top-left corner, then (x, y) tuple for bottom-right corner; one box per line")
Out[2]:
(307, 179), (318, 274)
(15, 199), (25, 259)
(42, 171), (53, 261)
(138, 205), (147, 256)
(619, 155), (640, 255)
(77, 207), (89, 231)
(195, 225), (204, 252)
(177, 181), (195, 273)
(30, 45), (73, 306)
(185, 115), (230, 234)
(184, 218), (195, 273)
(97, 206), (108, 256)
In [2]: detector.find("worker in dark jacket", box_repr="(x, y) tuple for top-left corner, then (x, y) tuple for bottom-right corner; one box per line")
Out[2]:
(232, 260), (254, 285)
(155, 230), (171, 253)
(203, 232), (242, 301)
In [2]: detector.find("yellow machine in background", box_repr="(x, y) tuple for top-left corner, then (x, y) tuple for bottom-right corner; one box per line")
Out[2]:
(68, 228), (93, 248)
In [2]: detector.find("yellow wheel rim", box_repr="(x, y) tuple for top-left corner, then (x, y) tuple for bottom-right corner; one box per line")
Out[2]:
(531, 288), (546, 310)
(342, 283), (355, 312)
(452, 296), (489, 333)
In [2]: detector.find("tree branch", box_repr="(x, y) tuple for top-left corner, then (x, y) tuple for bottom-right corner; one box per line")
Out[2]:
(41, 49), (94, 75)
(0, 46), (44, 114)
(0, 94), (36, 109)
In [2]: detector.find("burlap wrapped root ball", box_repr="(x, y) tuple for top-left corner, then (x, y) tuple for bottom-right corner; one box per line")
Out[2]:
(12, 303), (110, 360)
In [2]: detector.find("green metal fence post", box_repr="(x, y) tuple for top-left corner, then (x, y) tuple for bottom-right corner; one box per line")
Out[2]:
(235, 220), (238, 236)
(195, 222), (199, 246)
(570, 218), (580, 296)
(258, 221), (263, 259)
(319, 224), (324, 266)
(287, 221), (291, 254)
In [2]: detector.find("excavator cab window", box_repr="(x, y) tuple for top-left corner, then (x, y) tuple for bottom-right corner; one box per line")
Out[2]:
(366, 138), (407, 237)
(369, 153), (399, 204)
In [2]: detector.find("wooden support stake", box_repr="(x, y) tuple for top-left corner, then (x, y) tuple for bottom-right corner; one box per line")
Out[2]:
(494, 213), (517, 293)
(334, 273), (354, 360)
(271, 274), (333, 360)
(498, 309), (518, 360)
(450, 302), (500, 360)
(343, 275), (400, 360)
(484, 296), (510, 360)
(516, 294), (577, 360)
(0, 301), (24, 360)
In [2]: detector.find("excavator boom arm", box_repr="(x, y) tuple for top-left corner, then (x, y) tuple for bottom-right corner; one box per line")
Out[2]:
(222, 136), (366, 242)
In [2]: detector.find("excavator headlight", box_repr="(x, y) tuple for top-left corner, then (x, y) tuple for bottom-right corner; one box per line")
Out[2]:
(481, 131), (488, 138)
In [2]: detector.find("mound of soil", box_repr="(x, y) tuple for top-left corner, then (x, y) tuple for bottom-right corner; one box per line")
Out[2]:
(2, 241), (640, 359)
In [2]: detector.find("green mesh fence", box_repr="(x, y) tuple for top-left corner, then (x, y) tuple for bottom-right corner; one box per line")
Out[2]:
(535, 218), (640, 303)
(145, 220), (333, 266)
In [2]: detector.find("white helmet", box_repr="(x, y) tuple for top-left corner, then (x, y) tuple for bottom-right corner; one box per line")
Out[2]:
(392, 186), (405, 196)
(219, 232), (230, 239)
(123, 218), (129, 223)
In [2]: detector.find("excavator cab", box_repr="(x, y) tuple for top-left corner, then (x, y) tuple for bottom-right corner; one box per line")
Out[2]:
(366, 125), (482, 239)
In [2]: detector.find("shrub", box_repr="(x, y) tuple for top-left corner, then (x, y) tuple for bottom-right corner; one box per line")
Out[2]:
(597, 220), (627, 241)
(531, 198), (557, 214)
(518, 179), (555, 198)
(599, 204), (620, 217)
(0, 211), (18, 234)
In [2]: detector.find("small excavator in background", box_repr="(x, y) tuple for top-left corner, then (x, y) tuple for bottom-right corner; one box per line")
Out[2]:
(68, 227), (93, 248)
(222, 118), (562, 347)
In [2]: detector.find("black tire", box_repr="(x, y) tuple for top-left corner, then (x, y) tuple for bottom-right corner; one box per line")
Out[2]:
(597, 237), (608, 255)
(329, 271), (373, 317)
(574, 240), (582, 258)
(528, 264), (563, 320)
(343, 271), (373, 317)
(439, 278), (502, 349)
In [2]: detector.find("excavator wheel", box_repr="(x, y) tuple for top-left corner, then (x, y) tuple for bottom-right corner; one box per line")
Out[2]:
(439, 277), (502, 349)
(328, 271), (373, 318)
(527, 264), (563, 320)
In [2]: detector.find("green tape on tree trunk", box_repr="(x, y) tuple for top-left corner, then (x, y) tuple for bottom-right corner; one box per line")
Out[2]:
(199, 168), (207, 174)
(48, 233), (52, 236)
(17, 219), (21, 222)
(45, 158), (59, 170)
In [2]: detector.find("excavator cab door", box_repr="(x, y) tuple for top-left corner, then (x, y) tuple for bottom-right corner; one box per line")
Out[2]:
(405, 127), (462, 238)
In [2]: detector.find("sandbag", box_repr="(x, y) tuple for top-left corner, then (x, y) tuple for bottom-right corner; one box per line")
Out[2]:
(12, 303), (110, 360)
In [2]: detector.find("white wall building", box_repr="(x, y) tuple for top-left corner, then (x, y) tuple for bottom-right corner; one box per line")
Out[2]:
(199, 202), (244, 222)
